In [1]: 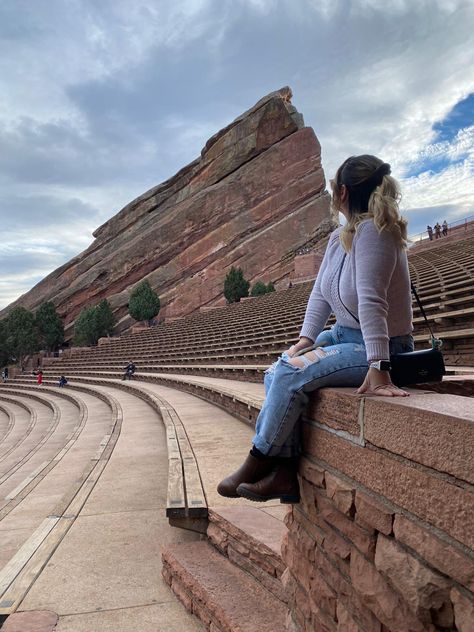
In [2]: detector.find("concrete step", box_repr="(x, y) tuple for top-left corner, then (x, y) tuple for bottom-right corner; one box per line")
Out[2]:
(162, 540), (288, 632)
(207, 506), (288, 604)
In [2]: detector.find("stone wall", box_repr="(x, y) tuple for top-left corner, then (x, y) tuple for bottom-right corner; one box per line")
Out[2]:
(282, 388), (474, 632)
(293, 252), (324, 282)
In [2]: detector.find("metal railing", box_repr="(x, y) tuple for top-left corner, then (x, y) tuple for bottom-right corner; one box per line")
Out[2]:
(409, 214), (474, 244)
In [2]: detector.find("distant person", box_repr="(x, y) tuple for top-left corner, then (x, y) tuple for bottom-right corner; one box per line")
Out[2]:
(1, 367), (8, 382)
(442, 220), (448, 236)
(427, 225), (433, 241)
(434, 222), (442, 239)
(123, 361), (136, 380)
(58, 375), (68, 388)
(37, 370), (43, 385)
(218, 154), (413, 504)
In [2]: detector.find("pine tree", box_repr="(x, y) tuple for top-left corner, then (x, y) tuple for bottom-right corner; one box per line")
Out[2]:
(4, 307), (40, 365)
(73, 306), (99, 346)
(0, 319), (10, 366)
(224, 267), (250, 303)
(96, 299), (116, 338)
(128, 280), (161, 325)
(250, 281), (268, 297)
(35, 301), (64, 352)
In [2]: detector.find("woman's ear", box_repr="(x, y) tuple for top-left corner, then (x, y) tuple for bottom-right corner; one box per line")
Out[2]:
(340, 184), (348, 204)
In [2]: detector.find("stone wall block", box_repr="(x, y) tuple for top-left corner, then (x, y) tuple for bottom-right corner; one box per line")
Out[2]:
(321, 525), (351, 561)
(350, 548), (436, 632)
(303, 423), (474, 548)
(299, 456), (325, 488)
(306, 388), (361, 437)
(315, 489), (376, 559)
(207, 523), (228, 553)
(355, 490), (393, 535)
(451, 587), (474, 632)
(298, 474), (319, 522)
(325, 471), (355, 516)
(374, 534), (451, 620)
(363, 395), (474, 484)
(393, 514), (474, 592)
(171, 577), (193, 612)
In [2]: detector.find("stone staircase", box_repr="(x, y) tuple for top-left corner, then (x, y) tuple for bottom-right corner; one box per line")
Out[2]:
(162, 505), (289, 632)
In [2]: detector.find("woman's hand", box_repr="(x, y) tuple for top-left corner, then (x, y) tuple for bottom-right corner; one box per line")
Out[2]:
(357, 368), (409, 397)
(286, 337), (314, 358)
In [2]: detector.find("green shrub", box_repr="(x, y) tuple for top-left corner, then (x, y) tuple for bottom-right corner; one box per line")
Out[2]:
(128, 280), (161, 324)
(224, 267), (250, 303)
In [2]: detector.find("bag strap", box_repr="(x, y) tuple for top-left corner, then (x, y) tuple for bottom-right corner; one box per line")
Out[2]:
(338, 254), (441, 348)
(410, 282), (433, 338)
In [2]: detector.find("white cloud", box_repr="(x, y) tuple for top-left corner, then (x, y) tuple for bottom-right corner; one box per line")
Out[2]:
(0, 0), (473, 309)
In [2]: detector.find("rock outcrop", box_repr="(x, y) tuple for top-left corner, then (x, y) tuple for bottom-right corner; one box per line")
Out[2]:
(2, 87), (333, 336)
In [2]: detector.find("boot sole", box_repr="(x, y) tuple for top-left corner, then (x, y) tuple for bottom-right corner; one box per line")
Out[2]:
(236, 485), (300, 504)
(217, 489), (240, 499)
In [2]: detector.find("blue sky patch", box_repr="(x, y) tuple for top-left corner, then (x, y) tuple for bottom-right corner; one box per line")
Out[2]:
(433, 93), (474, 142)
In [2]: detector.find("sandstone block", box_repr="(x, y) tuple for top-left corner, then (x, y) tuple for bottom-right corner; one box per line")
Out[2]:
(292, 505), (325, 547)
(306, 388), (361, 437)
(393, 514), (474, 592)
(322, 526), (351, 561)
(314, 547), (351, 597)
(299, 456), (325, 488)
(355, 490), (393, 535)
(315, 489), (376, 559)
(350, 548), (435, 632)
(325, 471), (355, 515)
(1, 611), (58, 632)
(171, 577), (193, 612)
(451, 587), (474, 632)
(303, 423), (474, 548)
(363, 394), (474, 484)
(207, 522), (228, 552)
(374, 535), (451, 619)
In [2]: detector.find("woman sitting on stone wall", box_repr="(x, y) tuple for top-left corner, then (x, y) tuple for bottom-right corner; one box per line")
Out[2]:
(218, 154), (414, 503)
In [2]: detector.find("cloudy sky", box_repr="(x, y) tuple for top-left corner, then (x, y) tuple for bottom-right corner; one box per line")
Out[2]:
(1, 0), (473, 309)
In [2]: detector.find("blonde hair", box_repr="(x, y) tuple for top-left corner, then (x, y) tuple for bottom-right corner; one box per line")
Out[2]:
(331, 155), (408, 252)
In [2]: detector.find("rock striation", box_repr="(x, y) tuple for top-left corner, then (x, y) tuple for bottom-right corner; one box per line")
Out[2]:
(2, 87), (333, 336)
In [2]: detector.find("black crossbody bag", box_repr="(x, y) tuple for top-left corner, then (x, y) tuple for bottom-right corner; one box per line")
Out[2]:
(338, 257), (445, 387)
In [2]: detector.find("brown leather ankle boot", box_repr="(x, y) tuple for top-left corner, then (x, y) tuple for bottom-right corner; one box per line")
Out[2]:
(217, 452), (276, 498)
(236, 460), (300, 504)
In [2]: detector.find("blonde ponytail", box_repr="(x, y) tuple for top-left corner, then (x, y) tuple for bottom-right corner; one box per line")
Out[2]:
(334, 155), (408, 252)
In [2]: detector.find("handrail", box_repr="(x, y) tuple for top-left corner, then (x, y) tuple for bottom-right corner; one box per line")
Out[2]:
(409, 214), (474, 244)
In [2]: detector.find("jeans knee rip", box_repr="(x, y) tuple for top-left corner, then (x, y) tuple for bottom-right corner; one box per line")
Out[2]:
(285, 347), (340, 370)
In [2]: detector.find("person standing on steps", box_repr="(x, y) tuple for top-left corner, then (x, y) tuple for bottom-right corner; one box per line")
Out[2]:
(217, 154), (414, 504)
(442, 220), (448, 236)
(37, 370), (43, 385)
(427, 225), (433, 241)
(434, 222), (442, 239)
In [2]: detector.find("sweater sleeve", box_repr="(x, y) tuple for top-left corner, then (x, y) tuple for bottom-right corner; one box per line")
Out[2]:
(299, 235), (334, 342)
(354, 221), (398, 361)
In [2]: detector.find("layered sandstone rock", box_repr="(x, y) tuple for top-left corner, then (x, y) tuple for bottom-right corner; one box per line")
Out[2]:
(2, 87), (333, 336)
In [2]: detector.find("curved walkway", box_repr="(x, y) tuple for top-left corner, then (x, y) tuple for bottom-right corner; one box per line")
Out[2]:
(2, 383), (205, 632)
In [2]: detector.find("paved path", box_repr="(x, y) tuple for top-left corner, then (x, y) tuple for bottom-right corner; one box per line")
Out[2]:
(10, 385), (203, 632)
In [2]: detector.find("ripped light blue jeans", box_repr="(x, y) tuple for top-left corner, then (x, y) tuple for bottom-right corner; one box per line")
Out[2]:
(252, 323), (414, 457)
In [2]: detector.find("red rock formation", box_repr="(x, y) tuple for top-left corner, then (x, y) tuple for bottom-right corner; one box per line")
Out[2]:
(1, 87), (333, 337)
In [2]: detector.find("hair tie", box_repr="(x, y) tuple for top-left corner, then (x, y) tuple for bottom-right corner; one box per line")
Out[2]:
(369, 162), (391, 187)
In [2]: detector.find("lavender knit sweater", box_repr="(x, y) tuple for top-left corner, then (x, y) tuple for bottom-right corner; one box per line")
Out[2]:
(299, 220), (413, 362)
